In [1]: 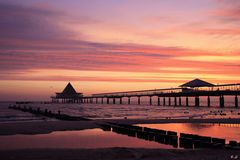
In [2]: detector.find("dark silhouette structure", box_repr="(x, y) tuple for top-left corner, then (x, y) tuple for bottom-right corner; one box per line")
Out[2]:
(82, 79), (240, 108)
(51, 82), (83, 103)
(179, 78), (214, 88)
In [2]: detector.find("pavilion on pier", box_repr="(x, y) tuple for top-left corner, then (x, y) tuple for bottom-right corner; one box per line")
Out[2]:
(51, 82), (83, 103)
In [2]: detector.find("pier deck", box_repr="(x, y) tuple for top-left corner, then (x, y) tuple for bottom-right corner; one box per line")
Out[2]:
(83, 83), (240, 108)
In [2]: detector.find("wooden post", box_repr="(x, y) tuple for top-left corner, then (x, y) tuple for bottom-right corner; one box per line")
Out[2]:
(163, 97), (166, 106)
(169, 97), (171, 106)
(207, 96), (210, 107)
(128, 97), (131, 105)
(138, 96), (141, 105)
(102, 98), (104, 104)
(235, 95), (238, 108)
(220, 95), (224, 108)
(195, 96), (199, 107)
(179, 97), (182, 106)
(186, 97), (189, 107)
(158, 96), (160, 106)
(113, 98), (116, 104)
(150, 96), (152, 105)
(174, 97), (177, 106)
(120, 97), (122, 104)
(107, 98), (109, 104)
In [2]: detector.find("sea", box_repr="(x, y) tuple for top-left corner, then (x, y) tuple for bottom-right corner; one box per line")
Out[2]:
(0, 96), (240, 150)
(0, 95), (239, 122)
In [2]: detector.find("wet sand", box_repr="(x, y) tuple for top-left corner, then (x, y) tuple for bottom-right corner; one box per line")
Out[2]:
(0, 120), (98, 135)
(0, 148), (240, 160)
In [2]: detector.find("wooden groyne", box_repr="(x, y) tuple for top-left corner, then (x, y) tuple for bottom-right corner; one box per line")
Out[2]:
(99, 123), (240, 149)
(8, 105), (90, 121)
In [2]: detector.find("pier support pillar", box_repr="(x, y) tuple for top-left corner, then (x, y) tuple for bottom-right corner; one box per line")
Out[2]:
(158, 96), (160, 106)
(220, 95), (224, 108)
(138, 96), (141, 105)
(101, 98), (104, 104)
(186, 97), (189, 107)
(90, 98), (93, 104)
(195, 96), (200, 107)
(150, 96), (152, 105)
(235, 95), (238, 108)
(128, 97), (131, 105)
(163, 97), (166, 106)
(207, 96), (211, 107)
(113, 98), (116, 104)
(174, 97), (177, 106)
(96, 98), (98, 104)
(179, 97), (182, 106)
(120, 98), (122, 104)
(107, 98), (109, 104)
(168, 97), (171, 106)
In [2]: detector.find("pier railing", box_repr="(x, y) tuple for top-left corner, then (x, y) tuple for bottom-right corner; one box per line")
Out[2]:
(92, 83), (240, 98)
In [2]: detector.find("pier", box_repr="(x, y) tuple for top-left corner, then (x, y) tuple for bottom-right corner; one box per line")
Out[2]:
(82, 79), (240, 108)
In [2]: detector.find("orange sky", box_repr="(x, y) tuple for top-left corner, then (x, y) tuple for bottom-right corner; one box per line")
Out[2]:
(0, 0), (239, 101)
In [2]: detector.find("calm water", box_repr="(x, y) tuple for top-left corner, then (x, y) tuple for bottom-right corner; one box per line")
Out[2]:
(0, 123), (240, 150)
(0, 97), (240, 122)
(0, 128), (173, 150)
(138, 123), (240, 142)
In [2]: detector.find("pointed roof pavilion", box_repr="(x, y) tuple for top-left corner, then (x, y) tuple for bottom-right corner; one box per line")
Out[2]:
(179, 78), (215, 88)
(55, 82), (83, 99)
(61, 82), (77, 95)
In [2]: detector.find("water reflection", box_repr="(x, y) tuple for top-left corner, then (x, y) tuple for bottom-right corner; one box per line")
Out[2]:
(138, 123), (240, 142)
(0, 123), (240, 150)
(137, 123), (240, 149)
(0, 128), (173, 150)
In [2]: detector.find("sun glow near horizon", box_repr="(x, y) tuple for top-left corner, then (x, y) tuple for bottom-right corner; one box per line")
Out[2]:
(0, 0), (239, 101)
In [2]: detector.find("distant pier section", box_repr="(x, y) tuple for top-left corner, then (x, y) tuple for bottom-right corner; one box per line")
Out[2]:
(51, 79), (240, 108)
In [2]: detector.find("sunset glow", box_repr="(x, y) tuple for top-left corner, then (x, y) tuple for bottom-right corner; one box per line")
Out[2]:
(0, 0), (240, 101)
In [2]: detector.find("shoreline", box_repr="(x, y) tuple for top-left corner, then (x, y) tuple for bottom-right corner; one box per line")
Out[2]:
(1, 118), (240, 136)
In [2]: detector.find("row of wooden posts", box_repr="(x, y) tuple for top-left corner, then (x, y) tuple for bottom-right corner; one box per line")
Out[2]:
(81, 95), (239, 108)
(101, 123), (240, 149)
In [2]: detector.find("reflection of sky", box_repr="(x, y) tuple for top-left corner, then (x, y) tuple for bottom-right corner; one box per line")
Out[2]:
(0, 129), (174, 149)
(0, 0), (240, 100)
(139, 123), (240, 142)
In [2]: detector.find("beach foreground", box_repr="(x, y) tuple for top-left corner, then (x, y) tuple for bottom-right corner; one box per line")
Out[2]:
(1, 118), (240, 160)
(1, 148), (240, 160)
(1, 118), (240, 135)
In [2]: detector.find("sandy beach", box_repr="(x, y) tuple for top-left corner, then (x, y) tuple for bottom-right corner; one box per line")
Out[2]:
(0, 148), (240, 160)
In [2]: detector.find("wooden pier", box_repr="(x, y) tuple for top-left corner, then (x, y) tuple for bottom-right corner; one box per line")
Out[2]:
(82, 80), (240, 108)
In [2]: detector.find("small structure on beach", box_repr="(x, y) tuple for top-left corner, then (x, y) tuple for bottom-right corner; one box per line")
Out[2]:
(51, 82), (83, 103)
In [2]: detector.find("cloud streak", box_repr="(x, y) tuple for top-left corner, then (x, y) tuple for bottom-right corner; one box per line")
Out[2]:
(0, 0), (239, 100)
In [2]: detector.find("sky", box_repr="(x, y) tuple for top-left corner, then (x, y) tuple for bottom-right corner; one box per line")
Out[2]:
(0, 0), (239, 101)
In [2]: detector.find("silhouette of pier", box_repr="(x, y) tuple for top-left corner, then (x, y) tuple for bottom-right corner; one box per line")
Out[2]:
(83, 79), (240, 108)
